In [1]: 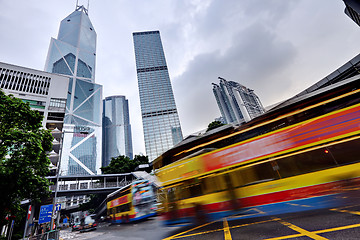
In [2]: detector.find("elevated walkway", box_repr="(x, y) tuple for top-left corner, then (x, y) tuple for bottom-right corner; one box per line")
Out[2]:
(47, 171), (158, 196)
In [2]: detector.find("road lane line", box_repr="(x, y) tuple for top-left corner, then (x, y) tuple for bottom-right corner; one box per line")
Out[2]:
(286, 203), (311, 207)
(265, 222), (360, 240)
(169, 218), (277, 239)
(272, 217), (328, 240)
(263, 233), (304, 240)
(169, 228), (224, 239)
(223, 218), (232, 240)
(330, 208), (360, 215)
(229, 218), (276, 229)
(162, 220), (216, 240)
(313, 223), (360, 234)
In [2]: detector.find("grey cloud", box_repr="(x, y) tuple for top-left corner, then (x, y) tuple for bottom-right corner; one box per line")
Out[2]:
(174, 20), (297, 135)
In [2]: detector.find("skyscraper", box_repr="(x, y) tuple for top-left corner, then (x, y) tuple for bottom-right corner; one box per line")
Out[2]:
(44, 4), (103, 175)
(343, 0), (360, 27)
(133, 30), (183, 161)
(102, 95), (133, 167)
(212, 77), (265, 124)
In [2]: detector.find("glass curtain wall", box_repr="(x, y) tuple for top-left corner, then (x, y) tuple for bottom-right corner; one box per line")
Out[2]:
(44, 5), (102, 175)
(133, 31), (183, 161)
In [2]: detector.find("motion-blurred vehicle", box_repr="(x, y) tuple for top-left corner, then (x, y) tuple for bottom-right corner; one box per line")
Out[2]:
(71, 220), (81, 232)
(106, 179), (157, 223)
(79, 215), (97, 233)
(153, 76), (360, 226)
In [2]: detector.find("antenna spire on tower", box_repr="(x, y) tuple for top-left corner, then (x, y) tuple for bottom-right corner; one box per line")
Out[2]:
(75, 0), (89, 15)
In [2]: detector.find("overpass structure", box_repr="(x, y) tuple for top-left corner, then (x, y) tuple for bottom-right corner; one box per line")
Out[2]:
(47, 172), (155, 197)
(47, 171), (157, 212)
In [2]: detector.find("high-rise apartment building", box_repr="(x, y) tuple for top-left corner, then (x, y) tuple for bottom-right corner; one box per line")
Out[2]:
(133, 30), (183, 161)
(0, 61), (69, 168)
(44, 5), (103, 175)
(212, 77), (265, 124)
(102, 95), (133, 167)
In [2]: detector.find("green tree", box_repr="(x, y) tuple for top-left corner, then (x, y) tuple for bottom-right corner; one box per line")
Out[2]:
(206, 120), (225, 132)
(101, 155), (149, 174)
(0, 90), (53, 227)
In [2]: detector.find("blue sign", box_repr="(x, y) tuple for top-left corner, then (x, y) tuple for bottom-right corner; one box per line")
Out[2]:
(38, 204), (53, 224)
(38, 204), (61, 224)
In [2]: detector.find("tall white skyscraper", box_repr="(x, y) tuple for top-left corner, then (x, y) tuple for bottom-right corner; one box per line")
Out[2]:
(102, 95), (133, 167)
(213, 77), (265, 124)
(133, 30), (183, 161)
(44, 5), (103, 175)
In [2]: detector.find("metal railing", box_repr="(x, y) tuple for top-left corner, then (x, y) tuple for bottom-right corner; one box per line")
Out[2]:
(22, 230), (59, 240)
(49, 179), (133, 192)
(48, 173), (138, 194)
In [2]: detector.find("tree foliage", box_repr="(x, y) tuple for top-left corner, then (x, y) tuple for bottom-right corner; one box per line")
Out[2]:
(0, 90), (53, 226)
(206, 120), (225, 132)
(101, 155), (149, 174)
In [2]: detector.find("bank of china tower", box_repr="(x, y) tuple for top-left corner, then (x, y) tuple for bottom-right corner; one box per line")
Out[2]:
(45, 5), (102, 176)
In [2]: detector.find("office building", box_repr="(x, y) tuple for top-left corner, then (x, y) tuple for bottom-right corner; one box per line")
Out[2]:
(212, 77), (265, 124)
(102, 95), (133, 167)
(343, 0), (360, 27)
(0, 61), (69, 167)
(133, 30), (183, 161)
(44, 4), (103, 175)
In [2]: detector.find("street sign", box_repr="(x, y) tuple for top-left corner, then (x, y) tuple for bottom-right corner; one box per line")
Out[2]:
(55, 204), (61, 212)
(38, 204), (53, 224)
(27, 205), (32, 220)
(39, 203), (61, 223)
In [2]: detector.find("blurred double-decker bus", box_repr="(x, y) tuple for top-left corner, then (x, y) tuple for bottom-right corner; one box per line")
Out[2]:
(153, 76), (360, 226)
(107, 179), (157, 223)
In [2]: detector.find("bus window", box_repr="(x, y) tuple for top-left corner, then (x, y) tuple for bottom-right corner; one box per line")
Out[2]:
(116, 206), (121, 213)
(179, 184), (190, 199)
(229, 171), (243, 187)
(189, 183), (202, 197)
(294, 148), (337, 174)
(237, 162), (279, 186)
(328, 138), (360, 166)
(215, 175), (227, 191)
(275, 157), (301, 178)
(254, 162), (279, 181)
(167, 187), (177, 203)
(238, 167), (258, 185)
(202, 176), (217, 194)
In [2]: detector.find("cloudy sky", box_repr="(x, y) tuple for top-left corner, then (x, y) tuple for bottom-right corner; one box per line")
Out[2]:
(1, 0), (360, 155)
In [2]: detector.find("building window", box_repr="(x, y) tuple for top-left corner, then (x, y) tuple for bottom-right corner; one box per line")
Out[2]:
(49, 98), (66, 109)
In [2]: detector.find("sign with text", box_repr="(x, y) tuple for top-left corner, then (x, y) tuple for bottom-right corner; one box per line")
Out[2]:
(38, 204), (53, 224)
(38, 204), (61, 224)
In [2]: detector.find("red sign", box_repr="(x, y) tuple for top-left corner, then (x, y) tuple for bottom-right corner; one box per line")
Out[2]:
(27, 205), (32, 220)
(110, 195), (128, 208)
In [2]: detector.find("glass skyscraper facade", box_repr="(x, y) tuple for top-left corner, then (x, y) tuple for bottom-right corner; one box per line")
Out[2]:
(102, 95), (133, 167)
(133, 30), (183, 161)
(213, 77), (265, 124)
(44, 5), (102, 175)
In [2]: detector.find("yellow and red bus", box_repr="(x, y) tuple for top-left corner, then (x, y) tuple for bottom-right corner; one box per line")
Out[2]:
(153, 76), (360, 225)
(107, 179), (157, 223)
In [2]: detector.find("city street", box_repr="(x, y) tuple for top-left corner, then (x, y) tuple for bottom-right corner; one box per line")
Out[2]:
(59, 217), (182, 240)
(60, 201), (360, 240)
